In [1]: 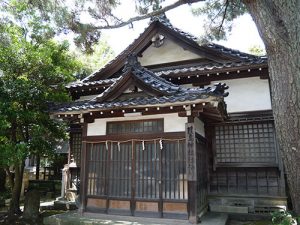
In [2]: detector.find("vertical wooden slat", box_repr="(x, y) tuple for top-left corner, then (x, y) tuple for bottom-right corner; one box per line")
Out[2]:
(168, 143), (171, 199)
(79, 123), (87, 214)
(127, 142), (130, 197)
(177, 141), (180, 199)
(150, 142), (153, 198)
(182, 141), (186, 200)
(142, 142), (145, 198)
(118, 142), (122, 197)
(122, 143), (126, 197)
(158, 140), (163, 218)
(146, 142), (149, 198)
(266, 168), (270, 194)
(106, 142), (111, 212)
(155, 141), (158, 200)
(131, 140), (135, 216)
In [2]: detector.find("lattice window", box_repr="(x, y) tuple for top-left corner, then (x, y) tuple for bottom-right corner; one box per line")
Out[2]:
(107, 119), (163, 134)
(214, 121), (277, 165)
(70, 132), (82, 166)
(209, 167), (281, 196)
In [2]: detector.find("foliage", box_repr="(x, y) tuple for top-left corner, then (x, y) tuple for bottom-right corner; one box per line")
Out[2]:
(0, 191), (11, 201)
(271, 210), (299, 225)
(0, 0), (197, 53)
(0, 23), (81, 169)
(192, 0), (247, 40)
(73, 37), (115, 79)
(0, 0), (120, 53)
(135, 0), (164, 14)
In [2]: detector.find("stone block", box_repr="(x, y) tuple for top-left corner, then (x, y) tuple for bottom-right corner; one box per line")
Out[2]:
(210, 205), (248, 214)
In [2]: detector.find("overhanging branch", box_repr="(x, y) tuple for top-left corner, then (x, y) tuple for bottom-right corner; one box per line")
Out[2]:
(217, 0), (229, 34)
(93, 0), (204, 30)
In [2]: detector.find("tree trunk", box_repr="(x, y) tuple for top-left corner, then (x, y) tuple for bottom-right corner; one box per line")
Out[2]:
(4, 167), (14, 191)
(0, 168), (6, 192)
(244, 0), (300, 214)
(8, 161), (25, 215)
(35, 154), (40, 180)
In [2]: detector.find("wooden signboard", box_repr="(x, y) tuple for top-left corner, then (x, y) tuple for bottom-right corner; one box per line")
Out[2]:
(186, 123), (197, 181)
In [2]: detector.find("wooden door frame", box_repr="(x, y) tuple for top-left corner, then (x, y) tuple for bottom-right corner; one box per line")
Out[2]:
(83, 132), (187, 216)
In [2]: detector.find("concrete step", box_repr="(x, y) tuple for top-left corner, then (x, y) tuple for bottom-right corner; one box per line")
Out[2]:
(200, 212), (228, 225)
(44, 211), (228, 225)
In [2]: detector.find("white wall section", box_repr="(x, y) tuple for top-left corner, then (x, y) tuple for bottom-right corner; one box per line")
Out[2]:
(139, 39), (200, 66)
(87, 113), (187, 136)
(209, 77), (272, 113)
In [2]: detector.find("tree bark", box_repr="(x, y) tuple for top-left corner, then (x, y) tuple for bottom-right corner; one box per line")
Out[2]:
(0, 168), (6, 192)
(244, 0), (300, 214)
(4, 166), (14, 191)
(8, 161), (25, 215)
(35, 154), (40, 180)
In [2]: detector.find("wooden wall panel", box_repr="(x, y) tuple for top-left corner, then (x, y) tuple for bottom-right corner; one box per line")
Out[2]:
(163, 202), (187, 212)
(87, 198), (107, 208)
(136, 201), (158, 211)
(109, 200), (130, 209)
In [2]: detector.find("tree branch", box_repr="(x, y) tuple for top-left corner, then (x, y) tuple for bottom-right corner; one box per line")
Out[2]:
(217, 0), (229, 35)
(93, 0), (204, 30)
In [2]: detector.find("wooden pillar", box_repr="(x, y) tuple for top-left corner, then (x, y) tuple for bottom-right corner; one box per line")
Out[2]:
(79, 123), (87, 214)
(186, 117), (198, 224)
(131, 140), (136, 216)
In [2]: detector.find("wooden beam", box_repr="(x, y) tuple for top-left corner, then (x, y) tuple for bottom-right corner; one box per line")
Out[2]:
(163, 67), (269, 86)
(84, 132), (185, 142)
(185, 123), (198, 223)
(79, 123), (88, 214)
(80, 104), (206, 121)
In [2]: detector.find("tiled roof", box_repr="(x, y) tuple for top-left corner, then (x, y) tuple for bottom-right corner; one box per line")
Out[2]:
(68, 58), (266, 91)
(204, 43), (263, 61)
(154, 58), (267, 76)
(53, 84), (227, 113)
(66, 78), (118, 89)
(53, 54), (229, 113)
(96, 54), (182, 101)
(151, 15), (199, 42)
(152, 16), (262, 61)
(81, 15), (265, 83)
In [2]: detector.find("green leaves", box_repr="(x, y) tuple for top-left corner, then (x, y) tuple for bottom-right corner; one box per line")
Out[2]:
(271, 210), (299, 225)
(0, 23), (80, 167)
(192, 0), (247, 41)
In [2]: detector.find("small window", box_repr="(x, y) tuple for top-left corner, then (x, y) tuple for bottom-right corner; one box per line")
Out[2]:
(107, 119), (163, 135)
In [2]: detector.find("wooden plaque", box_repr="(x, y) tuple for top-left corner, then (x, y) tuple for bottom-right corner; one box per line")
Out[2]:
(186, 123), (197, 181)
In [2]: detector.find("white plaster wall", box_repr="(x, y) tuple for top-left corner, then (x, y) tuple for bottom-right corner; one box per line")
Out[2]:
(210, 77), (272, 113)
(139, 38), (201, 66)
(194, 117), (205, 137)
(87, 113), (187, 136)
